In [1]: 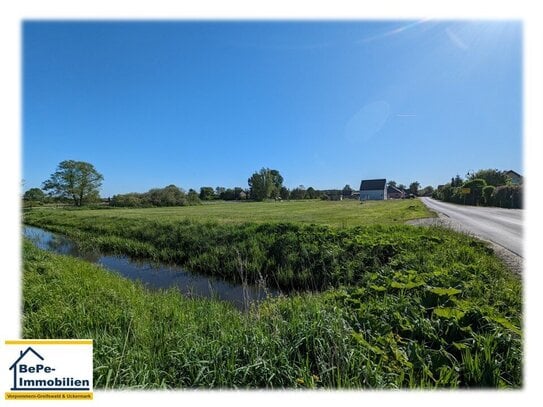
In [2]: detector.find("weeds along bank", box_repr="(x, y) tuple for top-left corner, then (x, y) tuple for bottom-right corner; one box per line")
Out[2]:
(23, 239), (521, 388)
(26, 208), (469, 291)
(22, 206), (521, 388)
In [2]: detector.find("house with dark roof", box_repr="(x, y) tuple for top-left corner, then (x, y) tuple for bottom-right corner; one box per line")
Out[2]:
(505, 170), (523, 185)
(359, 179), (387, 201)
(387, 185), (405, 199)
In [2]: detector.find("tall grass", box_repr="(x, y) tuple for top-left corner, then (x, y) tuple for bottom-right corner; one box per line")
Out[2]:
(23, 235), (522, 389)
(22, 200), (521, 388)
(24, 209), (493, 292)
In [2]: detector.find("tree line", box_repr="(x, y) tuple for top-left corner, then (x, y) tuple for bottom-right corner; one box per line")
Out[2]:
(385, 180), (434, 197)
(23, 160), (436, 208)
(431, 169), (522, 209)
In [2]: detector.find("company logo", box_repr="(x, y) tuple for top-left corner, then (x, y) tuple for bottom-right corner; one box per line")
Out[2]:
(4, 340), (93, 401)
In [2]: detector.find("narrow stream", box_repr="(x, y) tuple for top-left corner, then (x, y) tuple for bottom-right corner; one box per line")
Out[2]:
(23, 225), (280, 310)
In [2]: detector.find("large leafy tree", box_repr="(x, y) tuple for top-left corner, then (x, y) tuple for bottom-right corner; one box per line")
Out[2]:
(247, 168), (284, 201)
(42, 160), (104, 206)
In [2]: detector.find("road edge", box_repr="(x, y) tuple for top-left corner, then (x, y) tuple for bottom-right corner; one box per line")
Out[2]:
(407, 201), (523, 275)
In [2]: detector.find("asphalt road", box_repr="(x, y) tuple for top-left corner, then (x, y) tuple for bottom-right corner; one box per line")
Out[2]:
(420, 197), (523, 257)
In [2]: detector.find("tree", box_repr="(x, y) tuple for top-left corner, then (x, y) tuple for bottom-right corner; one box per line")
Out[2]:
(279, 186), (290, 200)
(306, 186), (317, 199)
(419, 185), (434, 197)
(221, 188), (236, 200)
(288, 185), (306, 200)
(468, 169), (509, 187)
(187, 188), (201, 204)
(397, 184), (406, 191)
(42, 160), (103, 206)
(110, 185), (200, 207)
(387, 180), (397, 188)
(408, 181), (420, 196)
(199, 186), (215, 201)
(145, 185), (186, 206)
(342, 184), (353, 197)
(23, 188), (45, 203)
(451, 175), (463, 187)
(269, 170), (284, 190)
(247, 168), (284, 201)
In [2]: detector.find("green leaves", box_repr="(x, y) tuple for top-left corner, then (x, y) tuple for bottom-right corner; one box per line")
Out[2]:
(390, 281), (425, 290)
(42, 160), (104, 206)
(428, 287), (462, 296)
(352, 332), (386, 356)
(433, 307), (466, 320)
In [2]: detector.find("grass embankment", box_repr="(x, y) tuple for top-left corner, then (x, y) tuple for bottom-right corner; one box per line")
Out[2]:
(23, 200), (522, 387)
(23, 234), (521, 388)
(24, 200), (433, 291)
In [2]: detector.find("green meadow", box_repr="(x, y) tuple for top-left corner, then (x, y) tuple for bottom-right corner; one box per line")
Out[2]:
(22, 199), (522, 388)
(35, 198), (433, 227)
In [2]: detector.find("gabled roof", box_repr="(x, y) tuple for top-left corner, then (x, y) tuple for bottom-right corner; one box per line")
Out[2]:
(387, 185), (404, 194)
(9, 347), (44, 370)
(505, 170), (522, 178)
(360, 179), (386, 191)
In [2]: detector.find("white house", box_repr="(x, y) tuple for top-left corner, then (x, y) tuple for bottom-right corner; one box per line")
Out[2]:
(359, 179), (387, 201)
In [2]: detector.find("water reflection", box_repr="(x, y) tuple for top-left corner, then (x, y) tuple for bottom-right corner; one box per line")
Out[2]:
(23, 225), (279, 310)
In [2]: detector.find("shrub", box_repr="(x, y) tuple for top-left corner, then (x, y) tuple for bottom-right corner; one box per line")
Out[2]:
(111, 185), (201, 207)
(492, 185), (522, 209)
(468, 169), (509, 187)
(482, 185), (496, 206)
(462, 179), (487, 206)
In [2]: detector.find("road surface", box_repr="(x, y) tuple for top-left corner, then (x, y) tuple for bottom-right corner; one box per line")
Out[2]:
(420, 197), (523, 257)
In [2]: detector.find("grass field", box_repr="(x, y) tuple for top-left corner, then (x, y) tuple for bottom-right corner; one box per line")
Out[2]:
(22, 198), (522, 388)
(34, 198), (434, 227)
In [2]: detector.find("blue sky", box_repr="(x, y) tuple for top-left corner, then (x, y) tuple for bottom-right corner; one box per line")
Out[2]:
(23, 20), (522, 196)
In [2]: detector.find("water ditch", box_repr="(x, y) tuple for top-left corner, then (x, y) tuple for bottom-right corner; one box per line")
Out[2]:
(23, 225), (281, 310)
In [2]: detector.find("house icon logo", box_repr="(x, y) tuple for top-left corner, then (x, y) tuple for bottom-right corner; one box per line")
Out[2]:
(4, 339), (94, 400)
(9, 346), (45, 390)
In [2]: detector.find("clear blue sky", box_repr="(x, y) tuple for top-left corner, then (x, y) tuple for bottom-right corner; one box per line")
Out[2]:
(23, 20), (522, 196)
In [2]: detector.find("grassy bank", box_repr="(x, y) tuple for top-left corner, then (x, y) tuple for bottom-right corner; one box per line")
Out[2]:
(25, 201), (435, 291)
(22, 199), (522, 388)
(23, 239), (521, 388)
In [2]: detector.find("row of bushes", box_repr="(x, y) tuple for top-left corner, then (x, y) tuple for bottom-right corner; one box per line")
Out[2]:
(111, 185), (201, 208)
(432, 179), (522, 209)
